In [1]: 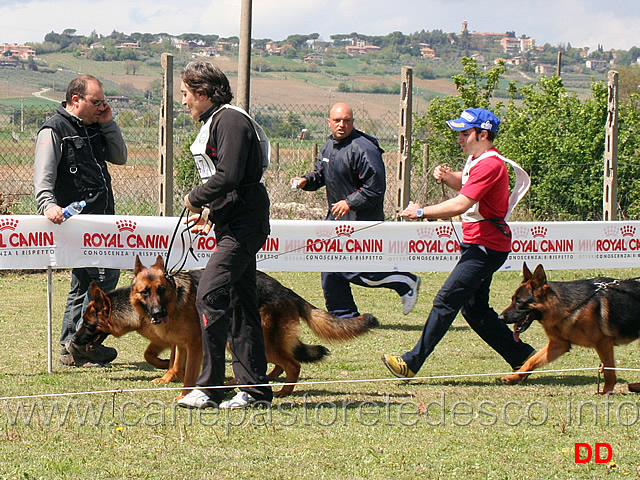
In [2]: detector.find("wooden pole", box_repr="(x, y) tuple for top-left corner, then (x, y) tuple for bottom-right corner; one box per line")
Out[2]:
(237, 0), (252, 111)
(158, 53), (173, 216)
(603, 70), (619, 220)
(396, 66), (413, 217)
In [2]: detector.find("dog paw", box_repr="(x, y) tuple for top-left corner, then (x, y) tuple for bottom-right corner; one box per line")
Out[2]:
(151, 376), (174, 384)
(501, 374), (522, 385)
(273, 389), (293, 398)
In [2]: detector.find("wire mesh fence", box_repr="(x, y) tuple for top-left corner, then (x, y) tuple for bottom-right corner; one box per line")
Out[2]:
(0, 100), (606, 221)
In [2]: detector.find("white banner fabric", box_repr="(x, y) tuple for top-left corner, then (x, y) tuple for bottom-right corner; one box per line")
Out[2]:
(1, 215), (639, 272)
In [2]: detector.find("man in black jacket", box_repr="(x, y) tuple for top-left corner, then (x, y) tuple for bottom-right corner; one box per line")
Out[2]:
(177, 61), (272, 410)
(290, 103), (421, 319)
(33, 75), (127, 367)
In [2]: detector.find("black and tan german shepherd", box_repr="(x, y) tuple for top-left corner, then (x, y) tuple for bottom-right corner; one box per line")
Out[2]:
(78, 257), (202, 399)
(499, 263), (640, 394)
(80, 255), (379, 398)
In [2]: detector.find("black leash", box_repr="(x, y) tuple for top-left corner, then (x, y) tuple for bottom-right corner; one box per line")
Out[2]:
(164, 207), (202, 277)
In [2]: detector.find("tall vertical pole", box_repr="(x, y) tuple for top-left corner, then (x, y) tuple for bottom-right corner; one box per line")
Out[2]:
(47, 267), (53, 373)
(237, 0), (252, 111)
(603, 70), (619, 221)
(396, 66), (413, 217)
(158, 53), (174, 216)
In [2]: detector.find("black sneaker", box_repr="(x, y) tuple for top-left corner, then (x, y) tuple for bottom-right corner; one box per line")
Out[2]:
(66, 341), (118, 364)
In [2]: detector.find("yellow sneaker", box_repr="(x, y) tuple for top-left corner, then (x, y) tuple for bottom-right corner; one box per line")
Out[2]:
(382, 354), (415, 378)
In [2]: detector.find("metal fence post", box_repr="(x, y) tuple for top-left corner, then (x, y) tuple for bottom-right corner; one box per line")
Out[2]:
(603, 70), (619, 221)
(312, 143), (318, 170)
(158, 53), (173, 216)
(237, 0), (252, 111)
(273, 142), (280, 174)
(396, 66), (413, 218)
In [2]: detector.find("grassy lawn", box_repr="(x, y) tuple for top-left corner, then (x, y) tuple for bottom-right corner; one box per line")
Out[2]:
(0, 97), (57, 108)
(1, 267), (640, 479)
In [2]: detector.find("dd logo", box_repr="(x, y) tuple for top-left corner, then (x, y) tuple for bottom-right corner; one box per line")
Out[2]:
(574, 443), (613, 464)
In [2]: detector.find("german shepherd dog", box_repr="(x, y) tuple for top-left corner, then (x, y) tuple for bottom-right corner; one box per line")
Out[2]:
(80, 255), (379, 398)
(499, 263), (640, 394)
(78, 256), (203, 399)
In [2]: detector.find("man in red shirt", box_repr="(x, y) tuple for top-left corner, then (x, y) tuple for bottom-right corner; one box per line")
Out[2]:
(382, 108), (535, 378)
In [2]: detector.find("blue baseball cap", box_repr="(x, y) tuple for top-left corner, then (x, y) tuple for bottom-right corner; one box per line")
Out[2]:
(446, 108), (500, 133)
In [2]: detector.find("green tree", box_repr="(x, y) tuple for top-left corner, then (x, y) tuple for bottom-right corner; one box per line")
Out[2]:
(499, 76), (608, 220)
(174, 130), (199, 195)
(412, 57), (507, 174)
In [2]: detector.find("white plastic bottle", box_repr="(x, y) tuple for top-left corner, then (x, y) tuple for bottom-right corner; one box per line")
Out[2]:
(62, 200), (86, 221)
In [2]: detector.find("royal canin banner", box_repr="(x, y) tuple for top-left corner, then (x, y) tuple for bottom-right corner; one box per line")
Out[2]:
(0, 215), (639, 272)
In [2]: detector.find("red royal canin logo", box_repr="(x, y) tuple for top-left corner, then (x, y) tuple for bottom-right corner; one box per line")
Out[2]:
(531, 226), (547, 238)
(116, 220), (137, 232)
(0, 218), (18, 231)
(335, 225), (355, 237)
(620, 225), (636, 237)
(435, 225), (454, 238)
(511, 225), (573, 254)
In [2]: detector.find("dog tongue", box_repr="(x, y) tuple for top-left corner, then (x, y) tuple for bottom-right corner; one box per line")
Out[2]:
(513, 327), (520, 343)
(159, 316), (169, 325)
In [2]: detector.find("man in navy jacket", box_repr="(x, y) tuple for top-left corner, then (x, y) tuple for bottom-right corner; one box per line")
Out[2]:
(291, 103), (420, 319)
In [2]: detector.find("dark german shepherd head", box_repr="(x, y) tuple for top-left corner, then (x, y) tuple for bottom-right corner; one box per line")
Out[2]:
(131, 255), (178, 325)
(499, 263), (546, 341)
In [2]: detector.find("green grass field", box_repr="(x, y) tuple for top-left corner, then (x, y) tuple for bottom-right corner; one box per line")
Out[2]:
(1, 267), (640, 479)
(0, 97), (57, 108)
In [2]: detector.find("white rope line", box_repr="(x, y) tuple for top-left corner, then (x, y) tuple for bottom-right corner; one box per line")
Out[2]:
(1, 365), (635, 402)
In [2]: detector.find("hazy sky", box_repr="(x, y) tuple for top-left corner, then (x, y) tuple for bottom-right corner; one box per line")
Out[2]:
(1, 0), (638, 52)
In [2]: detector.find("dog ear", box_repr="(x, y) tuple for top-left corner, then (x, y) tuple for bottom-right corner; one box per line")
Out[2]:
(134, 255), (145, 275)
(531, 264), (548, 289)
(89, 281), (102, 300)
(522, 262), (532, 281)
(89, 282), (109, 313)
(152, 255), (165, 271)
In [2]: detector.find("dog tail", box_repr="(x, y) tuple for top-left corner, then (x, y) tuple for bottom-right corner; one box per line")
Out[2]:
(300, 303), (379, 341)
(293, 342), (330, 363)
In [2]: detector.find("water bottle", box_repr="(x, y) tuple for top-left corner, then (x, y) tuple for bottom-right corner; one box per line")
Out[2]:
(62, 200), (86, 220)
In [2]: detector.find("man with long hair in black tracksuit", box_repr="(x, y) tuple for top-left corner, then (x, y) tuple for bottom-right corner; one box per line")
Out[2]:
(176, 61), (272, 410)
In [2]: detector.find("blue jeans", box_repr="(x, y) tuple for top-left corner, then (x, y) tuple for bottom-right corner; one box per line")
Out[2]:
(60, 267), (120, 351)
(402, 243), (534, 373)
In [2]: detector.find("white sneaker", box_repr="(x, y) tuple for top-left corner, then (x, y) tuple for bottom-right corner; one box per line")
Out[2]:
(401, 276), (421, 315)
(219, 391), (257, 409)
(177, 389), (215, 409)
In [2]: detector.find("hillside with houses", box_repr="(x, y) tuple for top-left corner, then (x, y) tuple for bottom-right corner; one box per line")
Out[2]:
(1, 20), (639, 109)
(2, 20), (638, 74)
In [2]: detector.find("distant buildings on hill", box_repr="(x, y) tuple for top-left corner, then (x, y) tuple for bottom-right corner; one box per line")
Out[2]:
(1, 20), (636, 73)
(1, 43), (36, 59)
